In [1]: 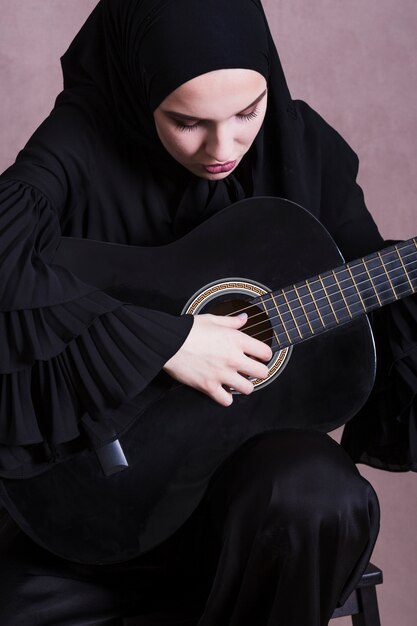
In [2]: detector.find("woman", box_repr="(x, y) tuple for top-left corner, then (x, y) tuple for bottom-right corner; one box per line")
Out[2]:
(1, 0), (416, 624)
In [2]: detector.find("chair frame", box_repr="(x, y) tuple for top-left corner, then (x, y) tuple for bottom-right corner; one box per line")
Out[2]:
(124, 562), (383, 625)
(331, 562), (383, 625)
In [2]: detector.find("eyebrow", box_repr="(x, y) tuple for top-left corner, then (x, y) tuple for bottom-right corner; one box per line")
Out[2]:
(163, 88), (268, 122)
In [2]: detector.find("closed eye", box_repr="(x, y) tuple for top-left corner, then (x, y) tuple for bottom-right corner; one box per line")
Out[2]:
(238, 109), (259, 122)
(175, 106), (260, 132)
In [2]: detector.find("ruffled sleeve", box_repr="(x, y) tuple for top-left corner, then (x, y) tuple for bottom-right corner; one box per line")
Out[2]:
(0, 179), (193, 460)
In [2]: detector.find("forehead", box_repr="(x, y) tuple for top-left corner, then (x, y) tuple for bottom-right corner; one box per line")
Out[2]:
(159, 69), (267, 117)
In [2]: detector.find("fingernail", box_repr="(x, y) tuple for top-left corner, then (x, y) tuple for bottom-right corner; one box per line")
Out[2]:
(238, 312), (247, 320)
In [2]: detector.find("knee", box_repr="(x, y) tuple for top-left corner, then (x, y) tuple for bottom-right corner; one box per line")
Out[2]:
(227, 429), (379, 528)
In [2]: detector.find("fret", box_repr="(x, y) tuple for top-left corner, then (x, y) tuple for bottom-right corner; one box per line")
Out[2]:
(381, 242), (417, 299)
(380, 247), (412, 299)
(346, 264), (367, 312)
(270, 291), (293, 345)
(260, 298), (281, 349)
(257, 293), (286, 352)
(284, 286), (314, 339)
(362, 258), (382, 307)
(318, 271), (352, 323)
(306, 277), (335, 329)
(333, 266), (364, 316)
(295, 282), (326, 334)
(318, 275), (338, 323)
(350, 260), (379, 310)
(378, 251), (398, 300)
(282, 288), (303, 339)
(403, 240), (417, 278)
(395, 244), (415, 293)
(331, 269), (353, 319)
(294, 284), (314, 334)
(272, 291), (305, 344)
(399, 240), (417, 290)
(305, 279), (325, 328)
(410, 240), (417, 290)
(365, 253), (399, 306)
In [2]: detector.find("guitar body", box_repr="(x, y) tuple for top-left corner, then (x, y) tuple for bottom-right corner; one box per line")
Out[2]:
(0, 198), (376, 563)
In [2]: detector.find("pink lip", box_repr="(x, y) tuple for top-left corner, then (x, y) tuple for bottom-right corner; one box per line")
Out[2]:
(203, 160), (237, 174)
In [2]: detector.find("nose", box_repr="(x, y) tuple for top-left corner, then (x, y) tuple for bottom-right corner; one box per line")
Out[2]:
(204, 123), (234, 163)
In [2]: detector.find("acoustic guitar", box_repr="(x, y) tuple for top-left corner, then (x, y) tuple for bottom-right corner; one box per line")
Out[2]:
(1, 197), (415, 563)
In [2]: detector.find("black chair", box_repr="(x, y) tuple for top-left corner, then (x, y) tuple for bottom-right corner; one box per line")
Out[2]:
(124, 562), (383, 625)
(331, 562), (383, 624)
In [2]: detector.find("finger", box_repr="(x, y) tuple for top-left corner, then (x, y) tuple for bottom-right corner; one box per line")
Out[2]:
(210, 385), (234, 407)
(238, 355), (269, 379)
(214, 312), (248, 328)
(241, 336), (273, 362)
(224, 373), (255, 396)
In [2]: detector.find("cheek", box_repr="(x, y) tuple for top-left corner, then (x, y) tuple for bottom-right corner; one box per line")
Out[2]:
(235, 109), (267, 149)
(243, 124), (260, 145)
(234, 123), (262, 150)
(167, 132), (202, 159)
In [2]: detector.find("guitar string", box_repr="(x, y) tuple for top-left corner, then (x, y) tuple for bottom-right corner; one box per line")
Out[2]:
(225, 246), (417, 320)
(236, 260), (417, 336)
(239, 266), (417, 343)
(222, 251), (417, 329)
(232, 280), (416, 351)
(222, 265), (417, 345)
(238, 269), (417, 347)
(191, 242), (416, 378)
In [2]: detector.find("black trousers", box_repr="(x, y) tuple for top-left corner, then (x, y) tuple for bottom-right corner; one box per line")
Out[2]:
(0, 429), (380, 626)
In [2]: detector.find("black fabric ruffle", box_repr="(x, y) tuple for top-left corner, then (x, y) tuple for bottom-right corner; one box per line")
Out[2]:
(1, 292), (121, 373)
(0, 179), (193, 457)
(0, 303), (193, 448)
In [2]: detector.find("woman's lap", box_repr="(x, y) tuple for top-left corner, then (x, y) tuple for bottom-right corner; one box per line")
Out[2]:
(0, 428), (380, 626)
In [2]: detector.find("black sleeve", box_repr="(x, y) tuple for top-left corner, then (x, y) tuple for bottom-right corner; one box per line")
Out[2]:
(316, 124), (417, 472)
(0, 177), (193, 455)
(340, 246), (417, 473)
(295, 101), (417, 472)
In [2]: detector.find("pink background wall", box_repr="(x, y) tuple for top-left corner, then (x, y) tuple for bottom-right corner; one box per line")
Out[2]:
(1, 1), (416, 624)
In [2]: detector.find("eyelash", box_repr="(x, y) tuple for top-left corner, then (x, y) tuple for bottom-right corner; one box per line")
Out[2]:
(175, 107), (260, 132)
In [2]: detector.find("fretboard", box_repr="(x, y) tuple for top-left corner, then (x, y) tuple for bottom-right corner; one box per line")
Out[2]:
(252, 238), (417, 350)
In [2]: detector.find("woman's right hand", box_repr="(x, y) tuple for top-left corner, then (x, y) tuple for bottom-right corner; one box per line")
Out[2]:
(163, 313), (272, 406)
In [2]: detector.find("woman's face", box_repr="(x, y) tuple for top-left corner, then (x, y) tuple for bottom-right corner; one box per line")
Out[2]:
(153, 69), (267, 179)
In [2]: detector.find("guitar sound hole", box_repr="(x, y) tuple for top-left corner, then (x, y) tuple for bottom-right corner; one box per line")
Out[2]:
(204, 298), (273, 349)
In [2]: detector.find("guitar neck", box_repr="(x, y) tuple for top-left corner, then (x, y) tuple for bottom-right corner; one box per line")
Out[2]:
(255, 238), (417, 350)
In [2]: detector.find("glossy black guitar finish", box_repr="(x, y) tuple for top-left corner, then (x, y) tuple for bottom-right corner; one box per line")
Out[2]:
(0, 198), (379, 563)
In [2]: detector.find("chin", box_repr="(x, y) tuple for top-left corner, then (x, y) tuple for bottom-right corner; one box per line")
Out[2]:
(198, 170), (233, 180)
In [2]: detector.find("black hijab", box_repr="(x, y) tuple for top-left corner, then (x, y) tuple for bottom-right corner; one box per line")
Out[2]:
(2, 0), (414, 474)
(59, 0), (278, 233)
(56, 0), (299, 241)
(4, 0), (383, 254)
